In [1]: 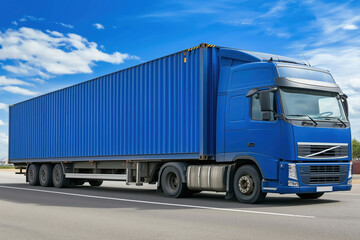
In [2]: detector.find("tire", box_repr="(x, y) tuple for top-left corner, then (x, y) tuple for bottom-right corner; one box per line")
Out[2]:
(71, 179), (86, 186)
(88, 180), (103, 187)
(161, 166), (187, 198)
(186, 190), (201, 195)
(296, 192), (324, 199)
(28, 164), (40, 186)
(39, 164), (53, 187)
(233, 165), (267, 204)
(52, 164), (69, 188)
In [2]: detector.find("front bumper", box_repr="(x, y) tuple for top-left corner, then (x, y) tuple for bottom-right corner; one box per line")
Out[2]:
(268, 183), (352, 194)
(262, 161), (352, 194)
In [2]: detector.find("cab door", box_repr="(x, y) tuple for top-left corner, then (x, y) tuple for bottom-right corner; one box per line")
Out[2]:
(246, 90), (281, 159)
(224, 65), (279, 161)
(245, 89), (282, 179)
(223, 65), (281, 179)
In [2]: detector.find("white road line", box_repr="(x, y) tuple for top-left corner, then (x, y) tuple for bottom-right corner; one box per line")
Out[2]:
(0, 185), (315, 219)
(330, 192), (360, 196)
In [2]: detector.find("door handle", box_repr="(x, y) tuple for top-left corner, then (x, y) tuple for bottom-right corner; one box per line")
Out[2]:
(248, 143), (255, 147)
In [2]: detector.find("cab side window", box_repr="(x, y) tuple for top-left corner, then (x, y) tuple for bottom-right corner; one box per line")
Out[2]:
(251, 92), (276, 121)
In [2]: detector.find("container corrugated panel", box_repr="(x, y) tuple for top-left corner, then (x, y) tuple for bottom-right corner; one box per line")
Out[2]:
(9, 46), (220, 162)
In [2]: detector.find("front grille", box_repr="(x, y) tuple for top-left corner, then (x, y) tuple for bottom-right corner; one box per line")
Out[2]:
(310, 177), (340, 184)
(310, 165), (340, 173)
(299, 164), (348, 185)
(298, 142), (348, 159)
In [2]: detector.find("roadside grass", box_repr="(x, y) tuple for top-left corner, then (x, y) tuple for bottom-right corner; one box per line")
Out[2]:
(0, 166), (15, 169)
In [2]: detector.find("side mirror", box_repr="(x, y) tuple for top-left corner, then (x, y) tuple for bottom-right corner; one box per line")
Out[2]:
(259, 91), (271, 112)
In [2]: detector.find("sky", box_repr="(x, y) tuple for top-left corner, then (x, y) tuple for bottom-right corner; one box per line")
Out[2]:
(1, 0), (360, 161)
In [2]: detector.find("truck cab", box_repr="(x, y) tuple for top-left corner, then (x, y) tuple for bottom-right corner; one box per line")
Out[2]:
(217, 48), (352, 202)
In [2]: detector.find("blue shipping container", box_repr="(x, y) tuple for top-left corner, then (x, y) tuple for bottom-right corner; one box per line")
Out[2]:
(9, 46), (219, 162)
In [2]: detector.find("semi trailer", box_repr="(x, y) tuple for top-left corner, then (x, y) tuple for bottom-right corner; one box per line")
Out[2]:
(9, 43), (352, 203)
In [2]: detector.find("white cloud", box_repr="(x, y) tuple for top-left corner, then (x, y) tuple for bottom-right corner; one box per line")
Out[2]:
(2, 63), (51, 79)
(342, 24), (358, 30)
(0, 132), (7, 144)
(2, 86), (39, 96)
(30, 78), (46, 84)
(0, 76), (31, 86)
(0, 27), (137, 76)
(0, 103), (7, 111)
(57, 22), (74, 29)
(19, 15), (45, 22)
(11, 21), (18, 26)
(93, 23), (104, 30)
(0, 120), (6, 126)
(265, 28), (291, 38)
(46, 30), (64, 37)
(302, 1), (360, 44)
(261, 0), (292, 18)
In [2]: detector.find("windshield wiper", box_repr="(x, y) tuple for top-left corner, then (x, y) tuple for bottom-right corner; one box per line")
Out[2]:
(316, 116), (347, 127)
(286, 114), (318, 126)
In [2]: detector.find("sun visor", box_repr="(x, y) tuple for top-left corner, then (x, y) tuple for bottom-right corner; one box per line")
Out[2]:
(275, 77), (342, 93)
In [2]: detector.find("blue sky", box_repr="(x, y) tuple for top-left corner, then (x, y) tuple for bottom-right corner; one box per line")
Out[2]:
(1, 0), (360, 160)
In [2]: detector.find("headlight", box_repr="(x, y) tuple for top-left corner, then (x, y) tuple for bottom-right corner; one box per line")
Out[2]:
(348, 162), (353, 179)
(288, 163), (298, 180)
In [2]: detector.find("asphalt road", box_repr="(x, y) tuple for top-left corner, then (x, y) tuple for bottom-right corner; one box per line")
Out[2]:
(0, 171), (359, 240)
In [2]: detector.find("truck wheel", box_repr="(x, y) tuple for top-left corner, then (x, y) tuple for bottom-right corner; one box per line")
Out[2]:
(88, 180), (103, 187)
(71, 179), (86, 186)
(39, 164), (53, 187)
(296, 193), (324, 199)
(28, 164), (40, 186)
(52, 164), (69, 188)
(186, 190), (201, 196)
(161, 166), (186, 198)
(233, 165), (266, 203)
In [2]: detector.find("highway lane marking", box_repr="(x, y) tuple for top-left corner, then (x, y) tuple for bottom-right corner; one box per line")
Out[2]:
(0, 185), (315, 219)
(330, 192), (360, 196)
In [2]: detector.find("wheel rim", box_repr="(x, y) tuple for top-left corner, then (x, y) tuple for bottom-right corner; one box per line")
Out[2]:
(40, 169), (46, 183)
(238, 175), (254, 195)
(54, 169), (61, 183)
(167, 172), (178, 191)
(29, 168), (34, 182)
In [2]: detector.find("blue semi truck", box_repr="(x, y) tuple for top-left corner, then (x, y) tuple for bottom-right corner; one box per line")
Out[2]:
(9, 43), (352, 203)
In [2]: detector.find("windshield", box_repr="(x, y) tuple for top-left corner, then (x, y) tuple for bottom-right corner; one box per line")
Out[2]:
(279, 87), (347, 122)
(277, 66), (335, 83)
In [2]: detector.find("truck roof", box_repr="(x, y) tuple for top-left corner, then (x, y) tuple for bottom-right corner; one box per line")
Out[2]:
(240, 49), (307, 65)
(217, 45), (307, 66)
